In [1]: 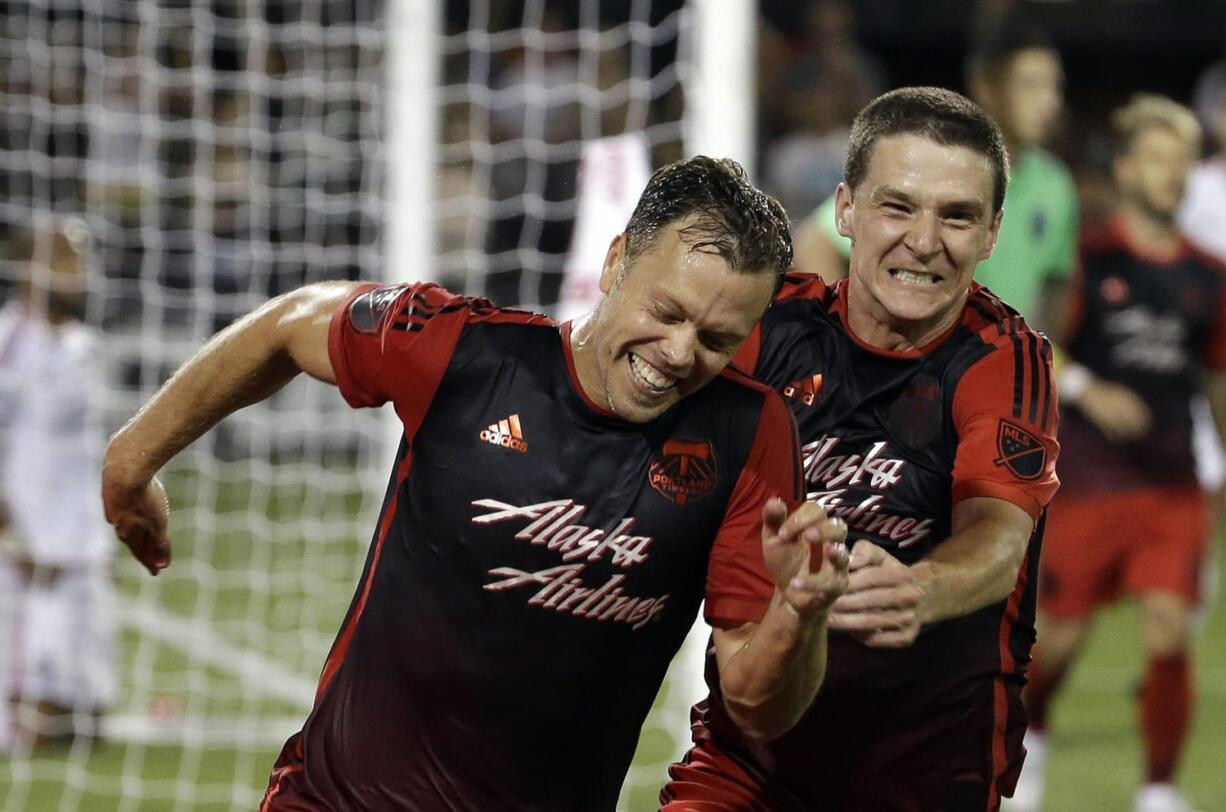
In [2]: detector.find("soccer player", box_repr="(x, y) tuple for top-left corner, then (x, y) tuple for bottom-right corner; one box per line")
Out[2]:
(661, 88), (1060, 812)
(101, 157), (851, 811)
(0, 219), (116, 750)
(1015, 95), (1222, 812)
(792, 26), (1077, 332)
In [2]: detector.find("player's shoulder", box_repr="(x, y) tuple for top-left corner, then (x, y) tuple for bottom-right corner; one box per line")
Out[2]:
(706, 362), (788, 422)
(345, 281), (553, 334)
(960, 283), (1049, 354)
(763, 272), (840, 325)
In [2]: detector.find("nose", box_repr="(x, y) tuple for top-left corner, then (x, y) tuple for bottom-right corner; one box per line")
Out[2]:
(659, 324), (697, 373)
(904, 211), (941, 260)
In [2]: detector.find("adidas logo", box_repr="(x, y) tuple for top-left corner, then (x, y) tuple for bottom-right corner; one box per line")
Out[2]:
(479, 414), (528, 453)
(783, 374), (823, 406)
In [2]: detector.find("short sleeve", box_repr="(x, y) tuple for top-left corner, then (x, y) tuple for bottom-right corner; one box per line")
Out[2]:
(328, 282), (471, 432)
(812, 194), (852, 260)
(951, 330), (1061, 521)
(704, 389), (804, 627)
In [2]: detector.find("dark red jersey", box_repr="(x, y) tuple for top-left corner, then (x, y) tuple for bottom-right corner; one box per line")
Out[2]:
(260, 283), (801, 812)
(674, 274), (1060, 811)
(1059, 216), (1226, 495)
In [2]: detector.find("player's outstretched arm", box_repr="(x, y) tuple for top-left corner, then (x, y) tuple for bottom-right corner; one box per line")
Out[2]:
(713, 499), (849, 742)
(102, 281), (361, 575)
(829, 497), (1032, 647)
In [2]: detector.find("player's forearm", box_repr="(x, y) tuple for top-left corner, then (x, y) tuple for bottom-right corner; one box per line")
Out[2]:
(909, 513), (1029, 625)
(719, 593), (829, 741)
(104, 283), (346, 489)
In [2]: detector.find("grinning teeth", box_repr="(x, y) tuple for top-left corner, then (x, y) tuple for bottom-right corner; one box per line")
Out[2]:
(893, 269), (939, 285)
(630, 353), (674, 392)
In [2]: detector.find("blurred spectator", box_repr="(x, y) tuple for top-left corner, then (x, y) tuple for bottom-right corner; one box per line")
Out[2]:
(0, 219), (115, 750)
(1012, 95), (1216, 812)
(759, 0), (885, 219)
(1178, 62), (1226, 263)
(792, 26), (1077, 334)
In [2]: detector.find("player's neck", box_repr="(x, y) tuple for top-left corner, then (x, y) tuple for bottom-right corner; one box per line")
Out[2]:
(1118, 206), (1181, 261)
(568, 311), (614, 411)
(845, 281), (963, 354)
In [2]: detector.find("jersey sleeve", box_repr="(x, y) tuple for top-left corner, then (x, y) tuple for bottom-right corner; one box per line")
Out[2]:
(703, 389), (804, 627)
(328, 282), (471, 433)
(812, 193), (852, 260)
(950, 330), (1060, 521)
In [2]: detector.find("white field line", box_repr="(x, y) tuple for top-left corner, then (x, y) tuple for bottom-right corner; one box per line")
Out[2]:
(116, 597), (317, 709)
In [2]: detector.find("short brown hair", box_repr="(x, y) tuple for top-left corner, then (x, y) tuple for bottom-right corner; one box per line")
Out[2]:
(623, 156), (793, 283)
(844, 86), (1011, 213)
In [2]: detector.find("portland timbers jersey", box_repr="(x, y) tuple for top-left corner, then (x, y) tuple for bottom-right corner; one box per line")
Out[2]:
(1059, 216), (1226, 494)
(686, 274), (1060, 808)
(261, 282), (800, 812)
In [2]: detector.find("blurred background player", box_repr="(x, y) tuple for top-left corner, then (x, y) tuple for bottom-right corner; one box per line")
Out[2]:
(1012, 95), (1224, 812)
(0, 218), (115, 751)
(790, 26), (1077, 334)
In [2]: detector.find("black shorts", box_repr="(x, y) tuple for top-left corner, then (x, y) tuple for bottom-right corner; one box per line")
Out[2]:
(662, 673), (1029, 812)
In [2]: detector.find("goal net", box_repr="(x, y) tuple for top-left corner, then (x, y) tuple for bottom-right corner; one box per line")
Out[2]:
(0, 2), (748, 809)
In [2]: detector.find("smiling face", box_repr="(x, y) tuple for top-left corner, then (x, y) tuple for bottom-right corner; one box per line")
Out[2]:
(571, 217), (777, 423)
(836, 133), (1002, 350)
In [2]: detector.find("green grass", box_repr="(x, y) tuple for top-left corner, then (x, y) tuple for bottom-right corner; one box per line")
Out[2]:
(3, 466), (1225, 810)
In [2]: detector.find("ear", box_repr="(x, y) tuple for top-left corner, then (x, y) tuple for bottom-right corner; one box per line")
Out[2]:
(981, 208), (1004, 261)
(834, 182), (855, 240)
(600, 234), (627, 294)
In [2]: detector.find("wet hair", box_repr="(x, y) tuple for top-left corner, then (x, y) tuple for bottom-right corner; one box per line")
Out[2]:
(844, 86), (1011, 213)
(1111, 92), (1202, 157)
(966, 24), (1059, 86)
(622, 156), (793, 284)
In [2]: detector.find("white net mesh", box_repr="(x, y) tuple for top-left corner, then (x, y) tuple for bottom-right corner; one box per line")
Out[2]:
(0, 2), (709, 809)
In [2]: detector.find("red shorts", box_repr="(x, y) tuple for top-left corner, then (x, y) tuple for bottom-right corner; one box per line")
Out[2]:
(1039, 486), (1209, 618)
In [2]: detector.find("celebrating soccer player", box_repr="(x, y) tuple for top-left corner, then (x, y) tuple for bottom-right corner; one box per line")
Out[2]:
(661, 88), (1060, 812)
(1014, 95), (1222, 812)
(101, 156), (850, 811)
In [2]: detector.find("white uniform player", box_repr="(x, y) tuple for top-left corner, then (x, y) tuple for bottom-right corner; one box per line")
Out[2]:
(0, 292), (115, 745)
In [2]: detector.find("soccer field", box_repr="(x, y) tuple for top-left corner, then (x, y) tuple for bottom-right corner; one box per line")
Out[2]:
(4, 469), (1225, 811)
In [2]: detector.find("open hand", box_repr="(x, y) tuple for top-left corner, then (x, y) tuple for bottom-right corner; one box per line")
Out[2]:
(760, 498), (850, 621)
(102, 474), (172, 575)
(829, 540), (922, 648)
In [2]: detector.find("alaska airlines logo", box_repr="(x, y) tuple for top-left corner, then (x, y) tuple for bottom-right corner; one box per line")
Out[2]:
(471, 499), (667, 630)
(649, 439), (718, 506)
(802, 435), (934, 548)
(479, 413), (528, 453)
